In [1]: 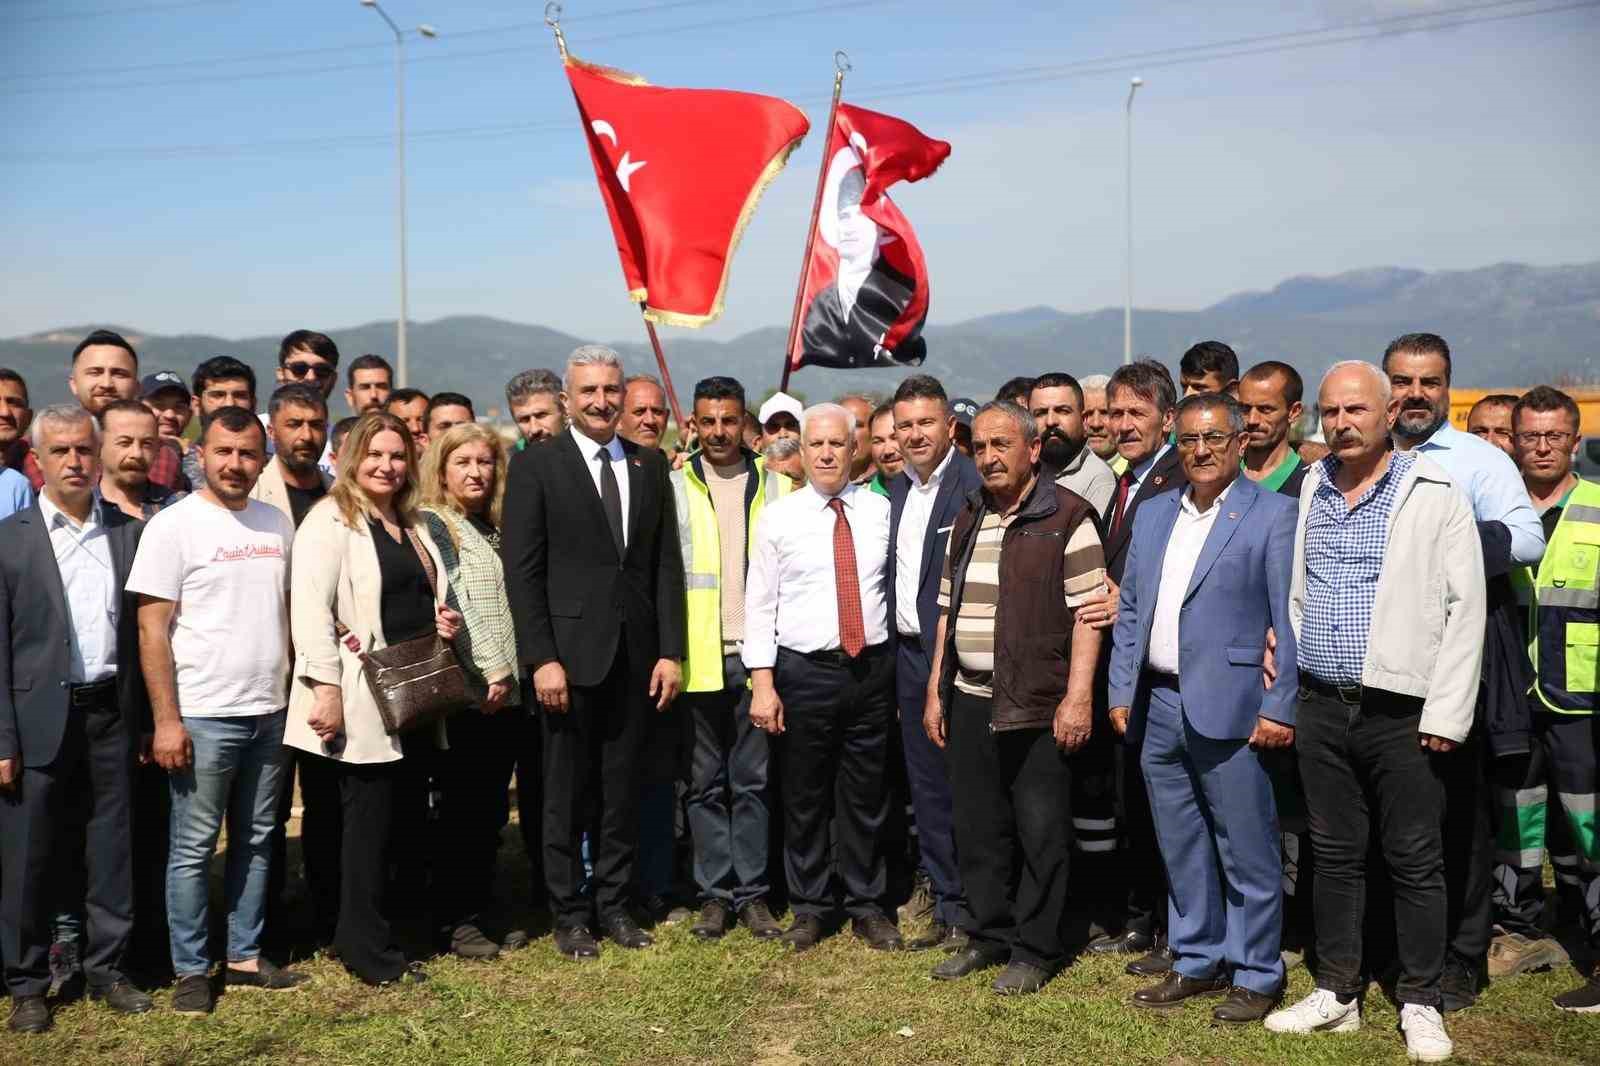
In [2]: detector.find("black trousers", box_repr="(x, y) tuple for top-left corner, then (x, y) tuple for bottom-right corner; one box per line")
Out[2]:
(542, 644), (649, 926)
(330, 756), (407, 983)
(896, 638), (968, 928)
(1441, 729), (1494, 966)
(1115, 725), (1166, 937)
(128, 758), (171, 979)
(684, 654), (771, 909)
(948, 688), (1074, 970)
(775, 645), (894, 921)
(0, 697), (133, 998)
(513, 675), (546, 909)
(438, 705), (520, 931)
(1296, 684), (1446, 1006)
(266, 750), (343, 947)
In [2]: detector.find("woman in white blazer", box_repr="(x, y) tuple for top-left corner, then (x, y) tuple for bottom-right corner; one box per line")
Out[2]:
(286, 411), (461, 986)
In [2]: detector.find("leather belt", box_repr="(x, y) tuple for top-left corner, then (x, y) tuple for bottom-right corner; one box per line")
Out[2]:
(1302, 675), (1364, 706)
(1145, 671), (1180, 691)
(68, 677), (117, 709)
(798, 643), (888, 668)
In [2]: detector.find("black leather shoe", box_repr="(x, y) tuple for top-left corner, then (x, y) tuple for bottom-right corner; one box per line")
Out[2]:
(6, 996), (50, 1034)
(1086, 929), (1154, 956)
(932, 945), (1008, 981)
(356, 961), (429, 988)
(1212, 985), (1283, 1023)
(89, 980), (153, 1015)
(781, 914), (824, 952)
(553, 923), (601, 960)
(1440, 951), (1484, 1012)
(602, 912), (654, 950)
(1126, 942), (1176, 977)
(851, 913), (904, 952)
(738, 899), (783, 941)
(992, 960), (1052, 995)
(906, 920), (952, 952)
(1130, 971), (1229, 1009)
(691, 901), (733, 941)
(171, 974), (215, 1015)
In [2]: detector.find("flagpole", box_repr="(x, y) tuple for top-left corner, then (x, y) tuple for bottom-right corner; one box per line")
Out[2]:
(779, 50), (850, 394)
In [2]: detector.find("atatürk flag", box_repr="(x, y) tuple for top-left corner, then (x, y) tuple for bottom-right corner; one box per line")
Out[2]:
(564, 54), (810, 327)
(789, 103), (949, 371)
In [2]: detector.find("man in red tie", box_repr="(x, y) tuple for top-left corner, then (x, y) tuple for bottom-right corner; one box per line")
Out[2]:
(744, 402), (901, 953)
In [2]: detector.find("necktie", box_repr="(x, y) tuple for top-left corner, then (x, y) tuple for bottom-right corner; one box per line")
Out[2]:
(597, 446), (625, 557)
(1110, 470), (1134, 537)
(828, 497), (867, 658)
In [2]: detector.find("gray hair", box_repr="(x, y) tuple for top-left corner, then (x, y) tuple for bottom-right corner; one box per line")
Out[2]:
(505, 368), (561, 407)
(763, 436), (801, 462)
(563, 344), (623, 394)
(1174, 391), (1246, 435)
(973, 400), (1039, 446)
(800, 401), (856, 439)
(624, 372), (663, 390)
(32, 403), (97, 447)
(1319, 360), (1392, 408)
(1079, 373), (1112, 392)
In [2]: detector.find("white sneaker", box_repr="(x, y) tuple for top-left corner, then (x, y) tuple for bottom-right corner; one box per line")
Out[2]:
(1399, 1003), (1453, 1062)
(1264, 988), (1362, 1034)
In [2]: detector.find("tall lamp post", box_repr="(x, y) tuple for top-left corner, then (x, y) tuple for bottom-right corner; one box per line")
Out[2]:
(1123, 75), (1143, 366)
(361, 0), (436, 387)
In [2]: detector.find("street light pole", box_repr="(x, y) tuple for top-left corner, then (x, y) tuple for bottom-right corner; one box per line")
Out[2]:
(361, 1), (436, 387)
(1124, 75), (1143, 366)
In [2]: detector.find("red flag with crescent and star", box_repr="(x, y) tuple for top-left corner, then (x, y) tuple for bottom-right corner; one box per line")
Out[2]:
(563, 53), (810, 328)
(788, 102), (949, 371)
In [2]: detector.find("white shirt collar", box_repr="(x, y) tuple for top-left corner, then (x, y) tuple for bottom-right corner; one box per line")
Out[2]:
(1131, 442), (1171, 482)
(907, 444), (955, 491)
(570, 422), (622, 460)
(808, 480), (859, 510)
(1180, 477), (1233, 517)
(39, 489), (102, 533)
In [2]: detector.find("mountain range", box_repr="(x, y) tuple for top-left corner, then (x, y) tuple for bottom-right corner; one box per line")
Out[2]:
(4, 260), (1596, 415)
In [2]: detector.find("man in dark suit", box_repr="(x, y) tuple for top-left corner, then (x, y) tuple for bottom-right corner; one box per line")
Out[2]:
(1109, 392), (1298, 1022)
(885, 375), (983, 950)
(501, 346), (686, 961)
(1080, 358), (1188, 974)
(0, 405), (153, 1033)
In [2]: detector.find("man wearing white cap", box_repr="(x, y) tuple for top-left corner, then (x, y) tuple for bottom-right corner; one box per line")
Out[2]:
(758, 393), (803, 449)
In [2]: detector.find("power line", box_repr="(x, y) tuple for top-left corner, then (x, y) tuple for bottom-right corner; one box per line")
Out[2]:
(2, 0), (1592, 163)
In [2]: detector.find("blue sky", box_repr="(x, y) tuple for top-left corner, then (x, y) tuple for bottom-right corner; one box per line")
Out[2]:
(3, 0), (1597, 344)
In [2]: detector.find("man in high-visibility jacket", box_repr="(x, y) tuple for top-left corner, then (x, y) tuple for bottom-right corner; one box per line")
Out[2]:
(1496, 385), (1600, 1013)
(670, 376), (791, 942)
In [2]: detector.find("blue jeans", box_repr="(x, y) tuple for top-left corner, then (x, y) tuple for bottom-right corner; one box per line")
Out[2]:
(684, 655), (771, 909)
(166, 713), (288, 977)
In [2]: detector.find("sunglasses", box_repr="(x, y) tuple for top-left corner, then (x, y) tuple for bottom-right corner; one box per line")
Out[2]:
(284, 361), (335, 380)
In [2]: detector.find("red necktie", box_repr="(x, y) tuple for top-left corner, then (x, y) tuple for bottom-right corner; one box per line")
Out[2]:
(1110, 471), (1134, 536)
(828, 497), (867, 658)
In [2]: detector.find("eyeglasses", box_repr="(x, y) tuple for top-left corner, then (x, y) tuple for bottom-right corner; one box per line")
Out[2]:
(1175, 431), (1239, 451)
(283, 361), (335, 380)
(1515, 431), (1575, 448)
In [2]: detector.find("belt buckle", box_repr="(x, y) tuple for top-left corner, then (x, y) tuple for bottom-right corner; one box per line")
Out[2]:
(1336, 682), (1363, 705)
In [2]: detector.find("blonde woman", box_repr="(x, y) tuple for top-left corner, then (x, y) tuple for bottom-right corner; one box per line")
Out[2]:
(285, 411), (461, 986)
(417, 422), (522, 960)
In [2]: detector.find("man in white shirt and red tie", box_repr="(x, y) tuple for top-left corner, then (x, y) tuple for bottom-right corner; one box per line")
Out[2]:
(744, 402), (902, 952)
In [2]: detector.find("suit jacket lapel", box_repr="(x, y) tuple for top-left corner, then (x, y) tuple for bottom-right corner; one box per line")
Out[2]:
(1183, 480), (1255, 601)
(920, 461), (965, 585)
(21, 509), (71, 633)
(559, 431), (617, 559)
(623, 440), (646, 556)
(1140, 494), (1182, 627)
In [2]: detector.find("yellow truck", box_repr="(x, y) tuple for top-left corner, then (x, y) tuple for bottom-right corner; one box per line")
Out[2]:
(1450, 387), (1600, 435)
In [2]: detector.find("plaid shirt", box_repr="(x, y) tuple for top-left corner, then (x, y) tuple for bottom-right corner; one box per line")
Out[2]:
(419, 506), (521, 703)
(1299, 449), (1417, 686)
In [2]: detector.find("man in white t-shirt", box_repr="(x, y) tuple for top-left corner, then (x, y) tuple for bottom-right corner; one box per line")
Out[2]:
(126, 406), (307, 1016)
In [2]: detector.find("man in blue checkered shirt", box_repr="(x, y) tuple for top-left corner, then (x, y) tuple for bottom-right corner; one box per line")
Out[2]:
(1267, 361), (1485, 1066)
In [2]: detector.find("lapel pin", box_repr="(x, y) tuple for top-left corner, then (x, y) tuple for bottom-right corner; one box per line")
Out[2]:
(1227, 512), (1238, 520)
(1152, 475), (1165, 487)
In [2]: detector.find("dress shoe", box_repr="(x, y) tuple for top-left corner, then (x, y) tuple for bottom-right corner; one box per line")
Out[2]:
(225, 958), (311, 990)
(781, 914), (824, 952)
(553, 923), (602, 960)
(1439, 950), (1484, 1012)
(88, 980), (153, 1015)
(171, 975), (215, 1016)
(992, 960), (1052, 995)
(851, 913), (904, 952)
(691, 901), (733, 941)
(1085, 929), (1153, 956)
(501, 929), (531, 952)
(643, 894), (693, 925)
(738, 899), (783, 941)
(1130, 971), (1229, 1009)
(602, 912), (654, 950)
(446, 923), (502, 960)
(906, 920), (953, 952)
(1126, 942), (1175, 977)
(7, 996), (50, 1034)
(1212, 985), (1282, 1023)
(353, 962), (429, 988)
(932, 945), (1008, 981)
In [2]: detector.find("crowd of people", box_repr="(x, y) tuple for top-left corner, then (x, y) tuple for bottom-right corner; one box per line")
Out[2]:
(0, 328), (1595, 1062)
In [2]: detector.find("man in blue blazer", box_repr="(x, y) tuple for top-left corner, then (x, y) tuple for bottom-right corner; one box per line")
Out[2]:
(1108, 392), (1298, 1023)
(885, 375), (984, 950)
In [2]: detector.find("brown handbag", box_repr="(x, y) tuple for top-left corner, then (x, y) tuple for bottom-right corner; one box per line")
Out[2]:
(337, 526), (467, 735)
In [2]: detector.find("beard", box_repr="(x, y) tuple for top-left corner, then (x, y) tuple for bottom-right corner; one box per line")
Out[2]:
(1039, 431), (1084, 469)
(1394, 405), (1445, 441)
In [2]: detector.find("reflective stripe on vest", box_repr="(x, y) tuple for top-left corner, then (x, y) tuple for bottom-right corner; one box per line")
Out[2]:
(679, 457), (789, 693)
(1525, 482), (1600, 714)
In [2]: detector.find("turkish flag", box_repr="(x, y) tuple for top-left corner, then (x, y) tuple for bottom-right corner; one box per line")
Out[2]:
(790, 103), (949, 371)
(564, 54), (809, 327)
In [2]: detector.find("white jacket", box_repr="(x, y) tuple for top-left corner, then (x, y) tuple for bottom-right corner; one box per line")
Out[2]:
(285, 496), (450, 764)
(1289, 453), (1486, 742)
